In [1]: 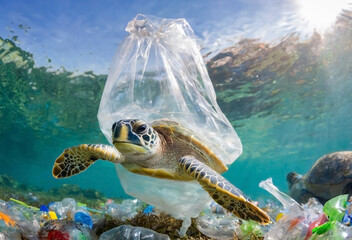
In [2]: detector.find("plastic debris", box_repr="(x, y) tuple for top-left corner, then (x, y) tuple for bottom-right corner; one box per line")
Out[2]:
(196, 202), (241, 240)
(0, 197), (108, 239)
(85, 206), (104, 214)
(77, 202), (104, 214)
(99, 224), (170, 240)
(143, 205), (154, 215)
(74, 211), (93, 229)
(259, 178), (303, 214)
(341, 196), (352, 226)
(40, 205), (49, 212)
(209, 201), (227, 214)
(309, 195), (352, 238)
(0, 221), (22, 240)
(311, 221), (352, 239)
(239, 220), (266, 240)
(38, 219), (98, 240)
(276, 212), (284, 221)
(195, 201), (268, 239)
(305, 213), (328, 239)
(48, 198), (91, 220)
(105, 199), (143, 221)
(8, 188), (352, 239)
(259, 178), (327, 240)
(49, 211), (58, 220)
(260, 199), (285, 221)
(312, 220), (336, 235)
(323, 194), (347, 222)
(77, 202), (87, 208)
(35, 210), (51, 226)
(9, 198), (39, 211)
(0, 200), (40, 239)
(196, 213), (240, 240)
(116, 165), (212, 237)
(0, 211), (16, 227)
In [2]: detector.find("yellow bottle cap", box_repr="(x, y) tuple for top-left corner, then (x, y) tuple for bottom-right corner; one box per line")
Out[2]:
(49, 211), (58, 220)
(276, 212), (284, 221)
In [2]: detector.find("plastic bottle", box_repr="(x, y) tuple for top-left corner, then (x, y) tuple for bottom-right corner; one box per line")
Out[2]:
(311, 221), (352, 239)
(0, 221), (22, 240)
(99, 225), (170, 240)
(105, 199), (142, 221)
(196, 209), (240, 240)
(323, 194), (347, 222)
(38, 219), (98, 240)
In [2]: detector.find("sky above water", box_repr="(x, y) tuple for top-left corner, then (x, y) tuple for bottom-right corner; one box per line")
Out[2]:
(0, 0), (315, 74)
(2, 0), (351, 74)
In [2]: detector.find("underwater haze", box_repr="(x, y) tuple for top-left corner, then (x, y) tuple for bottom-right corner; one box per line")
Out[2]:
(1, 0), (352, 202)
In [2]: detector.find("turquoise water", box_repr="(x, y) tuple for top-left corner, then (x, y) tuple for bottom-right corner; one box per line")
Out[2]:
(1, 3), (352, 203)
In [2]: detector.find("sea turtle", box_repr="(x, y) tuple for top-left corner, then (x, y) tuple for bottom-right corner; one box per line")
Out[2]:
(52, 119), (271, 224)
(287, 151), (352, 204)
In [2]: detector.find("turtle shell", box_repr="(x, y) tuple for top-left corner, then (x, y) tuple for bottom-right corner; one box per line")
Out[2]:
(151, 119), (228, 174)
(304, 151), (352, 185)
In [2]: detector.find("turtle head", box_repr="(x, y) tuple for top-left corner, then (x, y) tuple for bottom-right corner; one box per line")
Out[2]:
(287, 172), (303, 190)
(112, 119), (160, 158)
(287, 171), (307, 202)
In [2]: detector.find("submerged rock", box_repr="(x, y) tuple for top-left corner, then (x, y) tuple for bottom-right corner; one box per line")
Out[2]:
(0, 175), (19, 189)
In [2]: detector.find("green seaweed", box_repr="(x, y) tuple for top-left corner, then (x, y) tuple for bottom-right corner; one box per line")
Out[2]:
(0, 174), (120, 209)
(94, 212), (211, 239)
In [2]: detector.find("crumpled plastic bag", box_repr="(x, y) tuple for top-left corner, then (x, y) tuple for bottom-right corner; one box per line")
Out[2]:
(97, 14), (242, 236)
(98, 14), (241, 164)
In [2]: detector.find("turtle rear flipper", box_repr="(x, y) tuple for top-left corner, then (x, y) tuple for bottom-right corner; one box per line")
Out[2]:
(53, 144), (122, 178)
(179, 156), (271, 224)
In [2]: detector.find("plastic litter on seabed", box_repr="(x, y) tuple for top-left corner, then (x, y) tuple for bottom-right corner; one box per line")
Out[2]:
(2, 181), (352, 239)
(259, 177), (352, 240)
(99, 225), (170, 240)
(0, 197), (146, 239)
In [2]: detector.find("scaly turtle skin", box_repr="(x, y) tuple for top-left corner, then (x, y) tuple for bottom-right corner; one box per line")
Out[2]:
(287, 151), (352, 204)
(53, 119), (271, 224)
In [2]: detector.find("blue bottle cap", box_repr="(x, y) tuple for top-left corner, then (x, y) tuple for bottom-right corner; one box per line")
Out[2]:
(39, 205), (49, 212)
(143, 205), (154, 214)
(74, 211), (93, 229)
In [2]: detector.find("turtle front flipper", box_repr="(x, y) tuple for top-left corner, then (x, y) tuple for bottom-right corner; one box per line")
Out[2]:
(53, 144), (122, 179)
(179, 156), (271, 225)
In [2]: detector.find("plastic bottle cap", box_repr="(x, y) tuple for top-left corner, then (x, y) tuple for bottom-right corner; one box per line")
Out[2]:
(276, 212), (284, 221)
(143, 205), (154, 214)
(49, 211), (58, 220)
(74, 212), (93, 229)
(40, 205), (49, 212)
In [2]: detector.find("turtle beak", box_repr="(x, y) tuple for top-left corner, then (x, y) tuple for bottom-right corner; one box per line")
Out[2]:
(112, 121), (146, 154)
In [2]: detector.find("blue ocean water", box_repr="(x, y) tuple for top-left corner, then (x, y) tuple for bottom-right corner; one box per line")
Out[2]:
(1, 1), (352, 203)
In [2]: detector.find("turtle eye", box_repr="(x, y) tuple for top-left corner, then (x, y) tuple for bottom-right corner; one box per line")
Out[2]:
(136, 124), (147, 134)
(112, 122), (118, 131)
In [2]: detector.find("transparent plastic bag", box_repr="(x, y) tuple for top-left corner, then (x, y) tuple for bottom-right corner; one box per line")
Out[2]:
(97, 14), (242, 236)
(98, 14), (241, 164)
